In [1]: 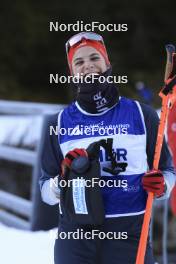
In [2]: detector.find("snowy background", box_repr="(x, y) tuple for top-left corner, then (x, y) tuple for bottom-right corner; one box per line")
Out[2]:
(0, 114), (56, 264)
(0, 223), (56, 264)
(0, 115), (43, 148)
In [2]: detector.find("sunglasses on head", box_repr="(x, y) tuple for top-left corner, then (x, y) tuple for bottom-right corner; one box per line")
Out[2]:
(65, 32), (105, 54)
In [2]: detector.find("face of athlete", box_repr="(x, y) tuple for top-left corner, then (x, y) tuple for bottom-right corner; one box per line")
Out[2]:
(71, 46), (108, 76)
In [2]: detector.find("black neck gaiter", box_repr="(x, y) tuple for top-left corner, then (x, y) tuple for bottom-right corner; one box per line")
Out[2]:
(73, 67), (119, 114)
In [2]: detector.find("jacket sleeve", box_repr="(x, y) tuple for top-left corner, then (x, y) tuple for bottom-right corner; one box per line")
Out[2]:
(140, 102), (176, 200)
(39, 113), (63, 205)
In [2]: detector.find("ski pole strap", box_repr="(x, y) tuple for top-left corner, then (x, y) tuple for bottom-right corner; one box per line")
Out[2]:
(167, 52), (176, 79)
(161, 75), (176, 96)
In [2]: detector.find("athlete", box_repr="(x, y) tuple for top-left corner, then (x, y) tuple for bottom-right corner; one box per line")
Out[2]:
(167, 100), (176, 215)
(39, 32), (175, 264)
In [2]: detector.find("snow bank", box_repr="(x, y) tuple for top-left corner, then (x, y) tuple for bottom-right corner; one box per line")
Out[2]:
(0, 223), (56, 264)
(0, 116), (43, 148)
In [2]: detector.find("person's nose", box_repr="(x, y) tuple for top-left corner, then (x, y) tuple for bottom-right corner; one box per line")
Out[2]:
(83, 60), (95, 72)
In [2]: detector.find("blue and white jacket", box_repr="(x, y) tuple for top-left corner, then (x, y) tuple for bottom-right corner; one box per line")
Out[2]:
(39, 97), (175, 218)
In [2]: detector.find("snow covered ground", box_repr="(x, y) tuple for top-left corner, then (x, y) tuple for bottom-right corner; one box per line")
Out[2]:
(0, 114), (57, 263)
(0, 223), (56, 264)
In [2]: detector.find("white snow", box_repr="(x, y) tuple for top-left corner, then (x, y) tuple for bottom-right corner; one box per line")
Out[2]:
(0, 114), (57, 264)
(0, 115), (43, 148)
(0, 223), (57, 264)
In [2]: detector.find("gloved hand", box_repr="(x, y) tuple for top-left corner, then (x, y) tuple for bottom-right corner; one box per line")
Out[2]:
(61, 148), (88, 177)
(142, 169), (165, 197)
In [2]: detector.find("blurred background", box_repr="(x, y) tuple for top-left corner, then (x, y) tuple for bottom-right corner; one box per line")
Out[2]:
(1, 0), (176, 105)
(0, 0), (176, 263)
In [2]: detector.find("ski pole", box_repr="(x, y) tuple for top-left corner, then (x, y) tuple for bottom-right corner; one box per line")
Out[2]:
(163, 44), (175, 264)
(135, 45), (176, 264)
